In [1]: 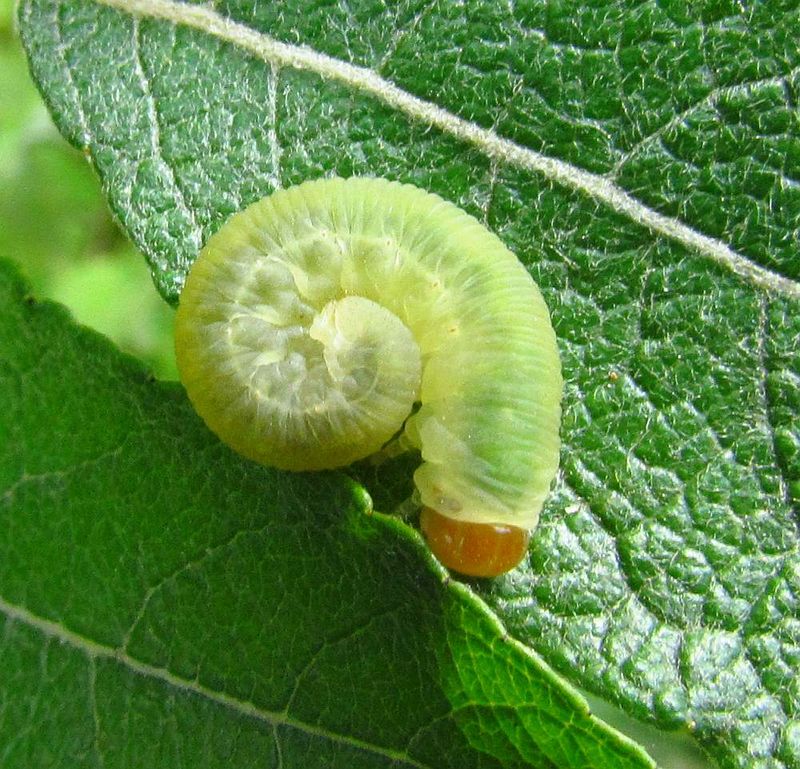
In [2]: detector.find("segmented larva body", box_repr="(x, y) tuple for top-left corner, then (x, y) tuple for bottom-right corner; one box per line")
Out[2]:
(175, 177), (562, 577)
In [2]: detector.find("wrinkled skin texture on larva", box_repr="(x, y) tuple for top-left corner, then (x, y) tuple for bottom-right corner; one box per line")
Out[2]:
(175, 177), (562, 531)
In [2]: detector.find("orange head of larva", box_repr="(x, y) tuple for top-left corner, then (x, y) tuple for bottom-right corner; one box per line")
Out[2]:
(419, 507), (530, 578)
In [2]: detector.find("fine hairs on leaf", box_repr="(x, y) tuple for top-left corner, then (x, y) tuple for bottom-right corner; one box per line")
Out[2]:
(10, 1), (800, 769)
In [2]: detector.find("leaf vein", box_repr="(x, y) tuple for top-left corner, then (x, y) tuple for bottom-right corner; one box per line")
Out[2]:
(756, 296), (800, 521)
(96, 0), (800, 299)
(130, 15), (203, 252)
(119, 522), (274, 652)
(48, 2), (94, 151)
(88, 658), (107, 769)
(0, 594), (434, 769)
(611, 70), (800, 176)
(266, 64), (282, 189)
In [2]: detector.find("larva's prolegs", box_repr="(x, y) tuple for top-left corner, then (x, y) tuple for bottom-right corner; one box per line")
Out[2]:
(175, 177), (562, 576)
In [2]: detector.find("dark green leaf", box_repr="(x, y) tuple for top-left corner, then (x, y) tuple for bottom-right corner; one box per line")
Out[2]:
(0, 259), (654, 768)
(16, 1), (800, 767)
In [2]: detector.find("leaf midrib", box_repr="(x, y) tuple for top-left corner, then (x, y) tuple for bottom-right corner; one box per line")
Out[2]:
(93, 0), (800, 300)
(0, 594), (432, 769)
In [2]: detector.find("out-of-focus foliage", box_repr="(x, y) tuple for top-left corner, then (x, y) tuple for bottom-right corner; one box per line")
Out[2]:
(0, 0), (176, 378)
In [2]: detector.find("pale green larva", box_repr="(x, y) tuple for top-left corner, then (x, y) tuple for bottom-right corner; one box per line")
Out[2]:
(175, 177), (562, 577)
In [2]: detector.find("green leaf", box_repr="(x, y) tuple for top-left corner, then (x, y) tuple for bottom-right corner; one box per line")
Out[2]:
(0, 3), (176, 379)
(15, 1), (800, 768)
(0, 258), (653, 768)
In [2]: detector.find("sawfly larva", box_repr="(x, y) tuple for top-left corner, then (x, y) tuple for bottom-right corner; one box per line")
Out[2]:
(175, 177), (562, 577)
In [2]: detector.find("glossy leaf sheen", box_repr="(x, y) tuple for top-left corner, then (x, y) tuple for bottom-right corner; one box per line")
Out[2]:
(0, 260), (652, 769)
(15, 1), (800, 768)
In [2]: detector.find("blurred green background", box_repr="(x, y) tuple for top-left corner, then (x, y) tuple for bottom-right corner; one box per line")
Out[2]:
(0, 0), (177, 379)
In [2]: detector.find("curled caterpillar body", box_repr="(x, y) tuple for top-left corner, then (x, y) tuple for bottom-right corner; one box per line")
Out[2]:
(175, 177), (562, 576)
